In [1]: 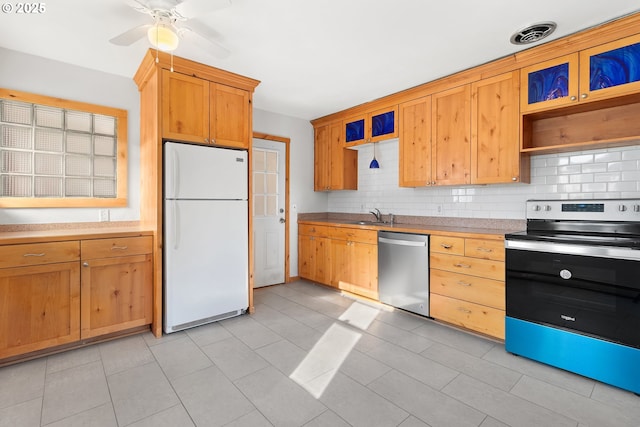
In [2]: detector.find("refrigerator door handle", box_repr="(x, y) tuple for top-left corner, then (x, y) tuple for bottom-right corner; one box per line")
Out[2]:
(173, 200), (180, 250)
(172, 149), (180, 198)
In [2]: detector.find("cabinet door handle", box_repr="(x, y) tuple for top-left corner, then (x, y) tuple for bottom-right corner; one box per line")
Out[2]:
(440, 243), (453, 249)
(456, 280), (472, 287)
(204, 138), (209, 143)
(211, 138), (216, 144)
(457, 307), (472, 314)
(476, 247), (493, 253)
(454, 263), (471, 268)
(83, 262), (89, 267)
(570, 95), (577, 101)
(111, 246), (128, 251)
(580, 93), (588, 99)
(23, 253), (45, 257)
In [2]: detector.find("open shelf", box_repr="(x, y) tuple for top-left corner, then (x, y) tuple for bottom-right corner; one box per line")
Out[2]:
(521, 93), (640, 154)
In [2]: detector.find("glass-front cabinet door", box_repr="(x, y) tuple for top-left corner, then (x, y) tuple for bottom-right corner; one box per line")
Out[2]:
(521, 34), (640, 114)
(343, 105), (397, 146)
(520, 54), (579, 113)
(344, 115), (366, 145)
(369, 105), (397, 143)
(579, 33), (640, 102)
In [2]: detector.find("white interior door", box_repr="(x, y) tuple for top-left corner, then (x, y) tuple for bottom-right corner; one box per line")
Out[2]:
(252, 138), (286, 287)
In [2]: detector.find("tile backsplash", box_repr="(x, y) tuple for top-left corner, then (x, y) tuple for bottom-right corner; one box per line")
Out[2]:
(327, 139), (640, 220)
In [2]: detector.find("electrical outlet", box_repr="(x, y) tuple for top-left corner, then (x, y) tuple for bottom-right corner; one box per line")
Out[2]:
(436, 204), (443, 215)
(99, 209), (110, 222)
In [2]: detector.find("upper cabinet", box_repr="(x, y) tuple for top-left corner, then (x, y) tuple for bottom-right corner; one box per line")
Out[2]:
(399, 96), (432, 187)
(400, 73), (526, 187)
(314, 120), (357, 191)
(521, 34), (640, 114)
(471, 71), (526, 184)
(344, 105), (398, 146)
(520, 54), (578, 113)
(161, 70), (251, 149)
(431, 85), (471, 186)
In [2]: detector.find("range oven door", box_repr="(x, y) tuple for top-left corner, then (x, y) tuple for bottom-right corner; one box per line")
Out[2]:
(506, 242), (640, 349)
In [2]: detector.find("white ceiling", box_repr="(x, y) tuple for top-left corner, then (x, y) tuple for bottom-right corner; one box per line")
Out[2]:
(1, 0), (638, 121)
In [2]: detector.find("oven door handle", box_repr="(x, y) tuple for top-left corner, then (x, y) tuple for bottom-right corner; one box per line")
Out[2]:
(505, 239), (640, 261)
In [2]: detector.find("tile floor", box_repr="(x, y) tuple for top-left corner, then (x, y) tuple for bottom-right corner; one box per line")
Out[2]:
(1, 279), (639, 427)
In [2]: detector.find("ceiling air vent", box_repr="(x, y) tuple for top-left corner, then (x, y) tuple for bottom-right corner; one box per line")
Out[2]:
(510, 22), (557, 45)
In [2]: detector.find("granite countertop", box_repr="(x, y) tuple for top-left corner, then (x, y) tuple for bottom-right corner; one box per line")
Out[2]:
(298, 213), (525, 239)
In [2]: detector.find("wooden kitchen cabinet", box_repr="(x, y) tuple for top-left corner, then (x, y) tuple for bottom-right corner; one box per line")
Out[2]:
(431, 85), (471, 186)
(399, 96), (432, 187)
(0, 242), (80, 360)
(136, 51), (259, 333)
(330, 229), (378, 300)
(398, 86), (472, 187)
(80, 236), (153, 339)
(298, 224), (377, 298)
(343, 105), (398, 146)
(314, 120), (357, 191)
(471, 71), (527, 184)
(162, 70), (251, 149)
(298, 225), (331, 285)
(521, 33), (640, 114)
(429, 233), (506, 339)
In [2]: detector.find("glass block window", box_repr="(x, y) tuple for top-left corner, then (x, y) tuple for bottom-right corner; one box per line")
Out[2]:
(0, 98), (119, 199)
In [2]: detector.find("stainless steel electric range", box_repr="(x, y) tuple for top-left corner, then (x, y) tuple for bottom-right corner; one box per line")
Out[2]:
(505, 199), (640, 394)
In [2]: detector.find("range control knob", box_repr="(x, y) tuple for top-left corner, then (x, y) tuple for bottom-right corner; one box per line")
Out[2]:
(619, 205), (628, 212)
(634, 205), (640, 213)
(532, 205), (541, 211)
(543, 205), (552, 211)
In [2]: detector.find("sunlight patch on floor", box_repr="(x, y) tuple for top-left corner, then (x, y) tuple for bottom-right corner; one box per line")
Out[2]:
(290, 301), (381, 398)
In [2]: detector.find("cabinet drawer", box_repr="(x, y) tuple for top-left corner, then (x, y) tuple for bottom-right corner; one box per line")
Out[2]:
(430, 235), (465, 256)
(430, 269), (505, 310)
(430, 252), (504, 281)
(464, 238), (504, 261)
(331, 228), (377, 244)
(298, 224), (332, 238)
(430, 294), (505, 339)
(81, 236), (153, 260)
(0, 241), (80, 269)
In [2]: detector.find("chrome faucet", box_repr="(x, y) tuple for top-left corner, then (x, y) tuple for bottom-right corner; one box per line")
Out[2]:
(370, 208), (382, 223)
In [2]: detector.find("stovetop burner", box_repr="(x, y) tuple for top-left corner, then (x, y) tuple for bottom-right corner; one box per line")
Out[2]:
(506, 199), (640, 248)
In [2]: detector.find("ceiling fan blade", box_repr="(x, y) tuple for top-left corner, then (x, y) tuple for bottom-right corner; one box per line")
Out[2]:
(109, 24), (152, 46)
(175, 0), (231, 19)
(179, 25), (230, 59)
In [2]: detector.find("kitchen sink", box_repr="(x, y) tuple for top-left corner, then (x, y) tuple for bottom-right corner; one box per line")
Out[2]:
(347, 220), (383, 225)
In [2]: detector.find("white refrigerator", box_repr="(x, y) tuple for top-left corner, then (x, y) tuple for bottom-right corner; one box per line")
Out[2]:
(163, 141), (249, 333)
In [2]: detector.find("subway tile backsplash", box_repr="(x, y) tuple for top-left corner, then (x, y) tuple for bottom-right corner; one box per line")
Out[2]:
(327, 139), (640, 220)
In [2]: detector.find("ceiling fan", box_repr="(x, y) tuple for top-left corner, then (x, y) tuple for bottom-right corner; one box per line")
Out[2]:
(109, 0), (231, 58)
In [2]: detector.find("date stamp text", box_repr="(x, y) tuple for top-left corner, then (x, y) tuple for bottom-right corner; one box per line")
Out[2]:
(1, 3), (46, 13)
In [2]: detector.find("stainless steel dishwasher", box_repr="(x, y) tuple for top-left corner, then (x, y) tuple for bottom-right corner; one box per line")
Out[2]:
(378, 231), (430, 317)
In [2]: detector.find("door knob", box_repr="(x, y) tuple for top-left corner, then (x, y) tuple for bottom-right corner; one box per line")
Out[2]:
(279, 218), (286, 223)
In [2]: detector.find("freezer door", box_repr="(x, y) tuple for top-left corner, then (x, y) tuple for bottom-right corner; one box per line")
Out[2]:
(164, 199), (248, 332)
(164, 142), (248, 200)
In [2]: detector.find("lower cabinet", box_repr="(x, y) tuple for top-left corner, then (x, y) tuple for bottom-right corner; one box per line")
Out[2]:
(298, 224), (378, 299)
(0, 234), (153, 361)
(298, 225), (332, 286)
(80, 236), (153, 339)
(429, 234), (506, 339)
(0, 241), (81, 360)
(331, 237), (378, 300)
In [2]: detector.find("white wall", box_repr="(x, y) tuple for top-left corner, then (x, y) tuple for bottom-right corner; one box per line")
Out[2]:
(253, 108), (326, 277)
(0, 47), (140, 224)
(329, 138), (640, 219)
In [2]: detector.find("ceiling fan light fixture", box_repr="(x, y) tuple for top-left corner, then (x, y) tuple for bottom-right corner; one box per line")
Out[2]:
(148, 24), (179, 52)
